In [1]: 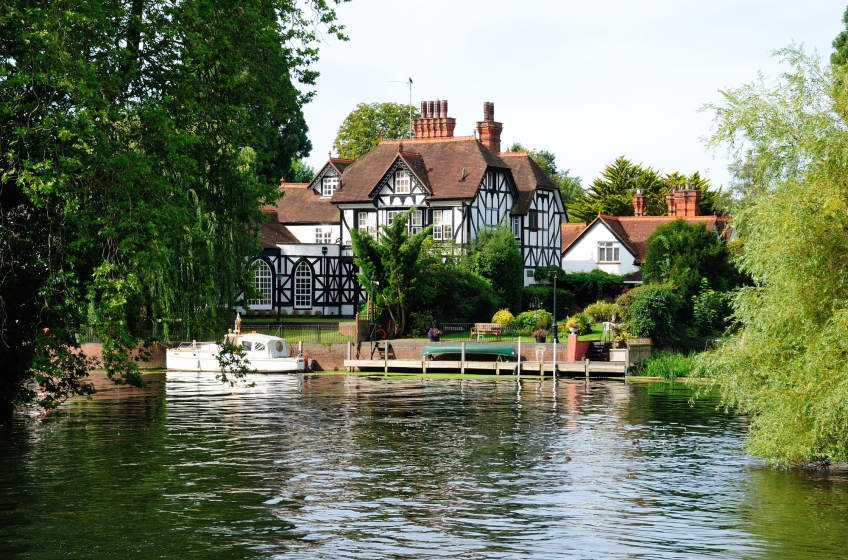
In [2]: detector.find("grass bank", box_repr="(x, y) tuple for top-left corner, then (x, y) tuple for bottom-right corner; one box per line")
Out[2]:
(632, 351), (697, 380)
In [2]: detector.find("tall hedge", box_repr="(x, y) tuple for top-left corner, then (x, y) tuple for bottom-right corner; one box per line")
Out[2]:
(630, 284), (683, 348)
(521, 286), (573, 319)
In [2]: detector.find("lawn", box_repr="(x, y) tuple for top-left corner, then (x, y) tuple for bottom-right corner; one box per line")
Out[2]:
(404, 323), (607, 343)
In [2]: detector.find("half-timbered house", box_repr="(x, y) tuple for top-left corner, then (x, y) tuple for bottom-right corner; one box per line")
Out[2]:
(245, 100), (566, 317)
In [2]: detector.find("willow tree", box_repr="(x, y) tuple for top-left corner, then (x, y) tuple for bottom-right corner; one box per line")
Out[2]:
(0, 0), (348, 414)
(699, 46), (848, 465)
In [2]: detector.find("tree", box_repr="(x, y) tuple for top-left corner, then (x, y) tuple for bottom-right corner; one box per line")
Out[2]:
(0, 1), (347, 415)
(350, 209), (432, 335)
(700, 46), (848, 465)
(256, 111), (313, 186)
(507, 142), (584, 206)
(643, 219), (737, 303)
(465, 225), (523, 314)
(568, 156), (720, 223)
(713, 149), (766, 215)
(289, 159), (317, 183)
(333, 102), (420, 160)
(832, 6), (848, 65)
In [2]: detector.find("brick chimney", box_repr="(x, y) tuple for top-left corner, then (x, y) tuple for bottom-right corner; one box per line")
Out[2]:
(476, 102), (503, 153)
(632, 189), (646, 217)
(412, 99), (456, 139)
(674, 184), (701, 216)
(666, 188), (677, 217)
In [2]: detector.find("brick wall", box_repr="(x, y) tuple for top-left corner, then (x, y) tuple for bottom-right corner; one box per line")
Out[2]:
(79, 342), (173, 370)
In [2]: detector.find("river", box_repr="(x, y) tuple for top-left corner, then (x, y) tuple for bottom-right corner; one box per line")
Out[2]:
(1, 373), (847, 559)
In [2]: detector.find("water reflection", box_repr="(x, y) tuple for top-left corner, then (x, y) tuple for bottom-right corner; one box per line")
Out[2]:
(0, 373), (846, 559)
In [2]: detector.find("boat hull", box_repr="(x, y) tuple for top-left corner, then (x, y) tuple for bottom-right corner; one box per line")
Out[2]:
(166, 351), (311, 373)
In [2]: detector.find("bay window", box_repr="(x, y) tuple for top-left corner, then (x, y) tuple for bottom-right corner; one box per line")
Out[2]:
(432, 209), (453, 241)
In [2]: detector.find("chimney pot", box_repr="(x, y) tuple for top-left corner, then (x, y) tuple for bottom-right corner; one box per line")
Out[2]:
(441, 99), (448, 118)
(420, 101), (427, 118)
(428, 100), (435, 119)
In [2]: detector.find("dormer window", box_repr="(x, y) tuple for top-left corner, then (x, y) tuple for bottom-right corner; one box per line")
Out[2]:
(395, 170), (410, 194)
(322, 176), (338, 197)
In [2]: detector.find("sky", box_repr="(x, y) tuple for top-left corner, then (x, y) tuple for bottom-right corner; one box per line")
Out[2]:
(300, 0), (846, 190)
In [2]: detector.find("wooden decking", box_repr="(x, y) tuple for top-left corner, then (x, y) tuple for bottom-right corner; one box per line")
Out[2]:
(342, 358), (627, 376)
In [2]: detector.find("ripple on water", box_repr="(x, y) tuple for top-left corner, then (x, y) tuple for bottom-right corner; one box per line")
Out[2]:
(0, 374), (847, 559)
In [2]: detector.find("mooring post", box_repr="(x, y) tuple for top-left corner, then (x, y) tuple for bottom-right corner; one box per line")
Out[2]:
(552, 337), (557, 378)
(347, 341), (352, 372)
(423, 358), (427, 375)
(299, 340), (303, 356)
(461, 342), (466, 375)
(384, 341), (388, 374)
(517, 337), (521, 375)
(585, 358), (590, 379)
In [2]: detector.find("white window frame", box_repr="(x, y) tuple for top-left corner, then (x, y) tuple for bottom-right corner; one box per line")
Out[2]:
(358, 211), (377, 238)
(409, 210), (423, 234)
(598, 241), (620, 263)
(512, 215), (520, 238)
(250, 260), (273, 306)
(432, 209), (453, 241)
(395, 170), (410, 194)
(315, 227), (332, 244)
(294, 261), (312, 308)
(322, 176), (338, 197)
(386, 210), (400, 228)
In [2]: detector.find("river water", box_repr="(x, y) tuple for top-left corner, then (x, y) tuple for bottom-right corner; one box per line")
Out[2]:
(1, 373), (847, 559)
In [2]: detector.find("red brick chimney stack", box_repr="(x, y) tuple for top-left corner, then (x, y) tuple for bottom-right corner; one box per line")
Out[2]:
(666, 188), (677, 217)
(674, 183), (701, 217)
(632, 189), (646, 217)
(412, 99), (456, 139)
(476, 101), (503, 153)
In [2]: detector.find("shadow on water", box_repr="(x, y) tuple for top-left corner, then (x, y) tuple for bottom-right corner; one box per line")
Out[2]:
(0, 373), (846, 559)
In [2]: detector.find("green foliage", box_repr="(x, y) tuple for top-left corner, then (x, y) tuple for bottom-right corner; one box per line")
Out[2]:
(699, 46), (848, 465)
(630, 285), (683, 347)
(466, 225), (524, 314)
(350, 208), (432, 335)
(491, 309), (515, 326)
(691, 278), (729, 336)
(0, 0), (347, 412)
(521, 286), (573, 319)
(409, 311), (436, 337)
(832, 6), (848, 65)
(507, 142), (584, 206)
(288, 159), (317, 183)
(333, 102), (420, 160)
(713, 149), (766, 215)
(583, 302), (620, 322)
(567, 156), (721, 223)
(565, 313), (594, 336)
(515, 310), (553, 333)
(637, 351), (695, 379)
(643, 218), (738, 303)
(216, 342), (257, 385)
(615, 285), (646, 323)
(535, 267), (623, 305)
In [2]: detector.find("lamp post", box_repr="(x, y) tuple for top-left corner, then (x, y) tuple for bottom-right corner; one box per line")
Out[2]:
(370, 278), (379, 358)
(549, 270), (558, 343)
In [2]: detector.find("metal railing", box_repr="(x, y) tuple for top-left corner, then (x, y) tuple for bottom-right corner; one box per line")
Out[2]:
(76, 324), (355, 345)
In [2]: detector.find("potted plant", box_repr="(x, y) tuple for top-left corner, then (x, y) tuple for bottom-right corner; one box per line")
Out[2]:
(568, 322), (580, 334)
(533, 329), (549, 343)
(427, 327), (442, 342)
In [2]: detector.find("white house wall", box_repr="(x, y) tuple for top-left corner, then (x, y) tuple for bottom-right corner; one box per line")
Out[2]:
(285, 224), (340, 244)
(561, 221), (640, 276)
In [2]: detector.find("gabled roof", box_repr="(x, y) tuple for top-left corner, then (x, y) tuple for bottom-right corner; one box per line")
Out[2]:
(561, 213), (733, 265)
(561, 222), (587, 250)
(331, 137), (510, 203)
(259, 222), (299, 248)
(328, 157), (355, 175)
(500, 151), (561, 215)
(267, 183), (339, 224)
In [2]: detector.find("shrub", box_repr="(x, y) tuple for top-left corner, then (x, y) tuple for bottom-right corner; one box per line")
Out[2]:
(279, 309), (288, 317)
(466, 225), (523, 313)
(515, 310), (553, 332)
(637, 351), (695, 380)
(565, 312), (593, 336)
(536, 267), (624, 305)
(491, 309), (515, 327)
(291, 309), (301, 317)
(521, 286), (573, 319)
(615, 285), (646, 323)
(691, 278), (728, 336)
(409, 311), (436, 337)
(584, 302), (619, 322)
(314, 310), (323, 318)
(303, 309), (312, 317)
(630, 284), (683, 347)
(246, 309), (256, 318)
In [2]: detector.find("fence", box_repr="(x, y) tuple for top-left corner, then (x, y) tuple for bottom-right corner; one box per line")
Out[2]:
(77, 324), (355, 346)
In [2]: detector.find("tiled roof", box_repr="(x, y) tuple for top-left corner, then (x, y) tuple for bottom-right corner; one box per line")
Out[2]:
(561, 222), (587, 251)
(331, 137), (510, 203)
(259, 222), (299, 248)
(562, 213), (733, 264)
(269, 183), (339, 224)
(499, 152), (560, 214)
(329, 157), (355, 175)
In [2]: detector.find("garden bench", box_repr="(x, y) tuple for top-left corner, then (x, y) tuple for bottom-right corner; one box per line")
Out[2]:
(470, 323), (504, 341)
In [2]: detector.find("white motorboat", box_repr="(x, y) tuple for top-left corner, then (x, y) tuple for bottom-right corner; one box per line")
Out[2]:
(166, 333), (312, 373)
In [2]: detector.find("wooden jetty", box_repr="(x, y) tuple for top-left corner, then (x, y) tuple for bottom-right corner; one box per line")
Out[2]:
(342, 341), (628, 377)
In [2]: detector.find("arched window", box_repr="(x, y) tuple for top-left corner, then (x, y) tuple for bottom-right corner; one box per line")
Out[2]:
(294, 261), (312, 308)
(251, 260), (273, 306)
